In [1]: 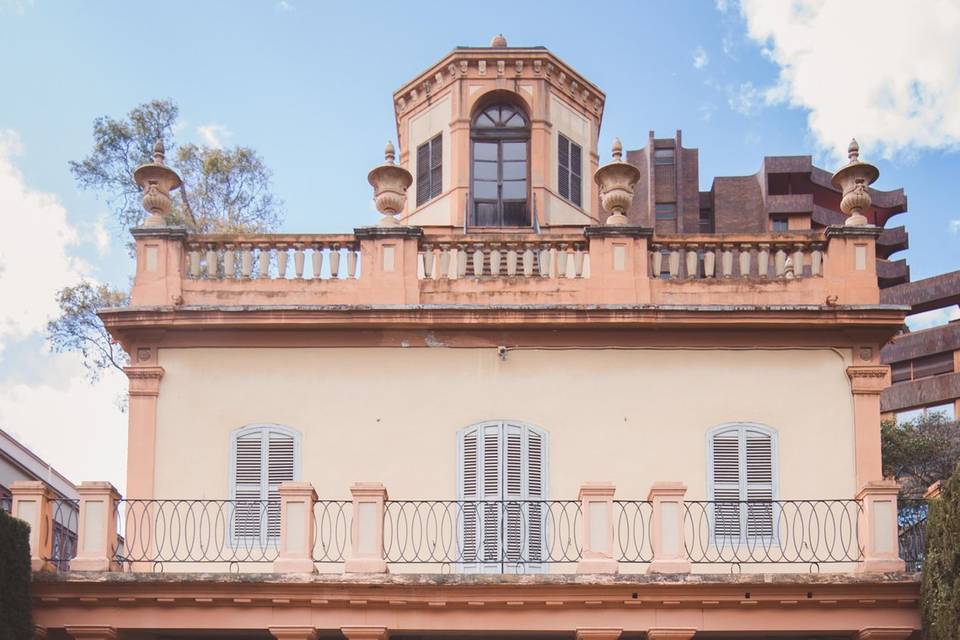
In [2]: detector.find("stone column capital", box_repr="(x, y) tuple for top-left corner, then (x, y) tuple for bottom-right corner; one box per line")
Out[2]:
(846, 365), (890, 394)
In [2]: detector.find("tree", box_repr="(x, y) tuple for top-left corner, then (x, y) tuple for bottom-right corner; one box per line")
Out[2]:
(921, 462), (960, 640)
(882, 413), (960, 497)
(50, 99), (283, 378)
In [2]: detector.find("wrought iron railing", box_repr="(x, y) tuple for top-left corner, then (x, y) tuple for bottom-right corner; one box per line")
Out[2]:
(683, 500), (862, 567)
(382, 500), (582, 572)
(312, 500), (351, 563)
(898, 499), (928, 572)
(45, 499), (79, 571)
(614, 500), (655, 563)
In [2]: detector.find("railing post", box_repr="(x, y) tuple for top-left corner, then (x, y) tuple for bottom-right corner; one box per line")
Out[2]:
(346, 482), (388, 573)
(647, 482), (690, 574)
(10, 481), (54, 572)
(71, 482), (121, 572)
(576, 482), (617, 574)
(856, 479), (906, 573)
(129, 226), (186, 306)
(274, 481), (318, 574)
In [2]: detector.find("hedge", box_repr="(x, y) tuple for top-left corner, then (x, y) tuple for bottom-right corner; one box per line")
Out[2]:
(922, 463), (960, 640)
(0, 509), (33, 640)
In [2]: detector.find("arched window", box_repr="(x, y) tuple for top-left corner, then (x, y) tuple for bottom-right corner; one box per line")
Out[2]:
(458, 421), (547, 572)
(707, 423), (778, 541)
(471, 103), (530, 227)
(230, 424), (300, 542)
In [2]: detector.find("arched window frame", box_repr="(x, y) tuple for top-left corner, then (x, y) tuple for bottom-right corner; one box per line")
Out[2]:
(456, 420), (549, 573)
(228, 423), (302, 544)
(469, 99), (531, 227)
(706, 422), (779, 544)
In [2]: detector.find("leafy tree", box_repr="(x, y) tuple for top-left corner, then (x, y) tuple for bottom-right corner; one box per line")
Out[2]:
(50, 99), (283, 378)
(0, 510), (33, 640)
(921, 462), (960, 640)
(882, 413), (960, 497)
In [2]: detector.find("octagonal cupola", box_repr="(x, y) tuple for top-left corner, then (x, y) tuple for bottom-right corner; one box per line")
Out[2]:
(392, 36), (606, 230)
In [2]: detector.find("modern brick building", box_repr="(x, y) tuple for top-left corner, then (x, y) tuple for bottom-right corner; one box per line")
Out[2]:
(16, 36), (927, 640)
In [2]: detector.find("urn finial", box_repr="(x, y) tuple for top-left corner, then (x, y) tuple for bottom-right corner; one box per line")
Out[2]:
(133, 139), (183, 227)
(612, 137), (623, 162)
(368, 141), (413, 226)
(831, 137), (879, 227)
(490, 33), (507, 48)
(594, 136), (641, 226)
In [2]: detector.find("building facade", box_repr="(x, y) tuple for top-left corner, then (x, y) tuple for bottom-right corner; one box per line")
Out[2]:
(20, 37), (923, 640)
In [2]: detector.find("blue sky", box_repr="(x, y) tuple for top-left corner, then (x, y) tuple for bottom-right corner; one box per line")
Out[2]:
(0, 0), (958, 490)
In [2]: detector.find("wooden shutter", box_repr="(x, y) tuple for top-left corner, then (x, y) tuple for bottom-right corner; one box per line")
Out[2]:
(266, 429), (296, 538)
(569, 142), (582, 206)
(711, 428), (742, 539)
(744, 428), (774, 538)
(232, 426), (298, 541)
(429, 135), (442, 200)
(416, 140), (431, 206)
(233, 430), (264, 539)
(460, 426), (480, 563)
(480, 424), (503, 570)
(525, 426), (546, 568)
(558, 135), (570, 200)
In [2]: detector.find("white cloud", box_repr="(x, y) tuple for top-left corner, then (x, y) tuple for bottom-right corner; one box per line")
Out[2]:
(740, 0), (960, 160)
(905, 306), (960, 332)
(196, 123), (232, 149)
(90, 213), (110, 257)
(0, 130), (86, 356)
(728, 81), (762, 115)
(276, 0), (294, 12)
(0, 0), (34, 14)
(0, 350), (127, 490)
(715, 0), (730, 12)
(692, 47), (709, 70)
(950, 219), (960, 234)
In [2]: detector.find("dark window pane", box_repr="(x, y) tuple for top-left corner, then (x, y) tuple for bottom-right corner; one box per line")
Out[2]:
(474, 202), (498, 226)
(502, 180), (526, 199)
(655, 203), (676, 220)
(559, 135), (570, 169)
(473, 181), (497, 199)
(502, 201), (529, 226)
(502, 161), (526, 180)
(473, 161), (497, 180)
(502, 142), (526, 161)
(430, 166), (442, 198)
(654, 148), (675, 165)
(474, 142), (497, 161)
(505, 112), (525, 127)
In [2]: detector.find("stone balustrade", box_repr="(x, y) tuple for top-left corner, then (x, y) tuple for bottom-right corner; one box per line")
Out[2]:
(184, 234), (360, 281)
(418, 235), (589, 280)
(649, 235), (825, 280)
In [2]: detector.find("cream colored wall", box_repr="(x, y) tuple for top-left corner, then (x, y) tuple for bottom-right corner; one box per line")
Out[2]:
(153, 346), (857, 502)
(406, 94), (452, 224)
(546, 94), (593, 225)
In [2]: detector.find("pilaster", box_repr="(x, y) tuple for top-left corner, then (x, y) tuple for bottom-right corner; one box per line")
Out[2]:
(10, 480), (54, 572)
(124, 364), (165, 500)
(847, 364), (890, 487)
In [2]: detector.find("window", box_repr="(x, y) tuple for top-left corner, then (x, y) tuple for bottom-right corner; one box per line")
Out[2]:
(699, 207), (714, 233)
(655, 203), (676, 220)
(416, 134), (442, 206)
(772, 216), (789, 232)
(654, 148), (675, 165)
(891, 352), (955, 383)
(471, 103), (530, 226)
(896, 403), (956, 425)
(558, 134), (582, 207)
(458, 421), (547, 573)
(708, 423), (777, 541)
(230, 424), (299, 542)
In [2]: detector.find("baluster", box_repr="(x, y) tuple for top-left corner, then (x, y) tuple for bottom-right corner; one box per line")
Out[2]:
(188, 243), (201, 279)
(489, 245), (502, 276)
(522, 245), (535, 277)
(506, 245), (518, 276)
(258, 243), (271, 279)
(293, 244), (305, 278)
(810, 243), (823, 276)
(784, 256), (795, 279)
(539, 247), (551, 277)
(431, 246), (442, 280)
(558, 245), (570, 279)
(205, 243), (218, 279)
(703, 243), (716, 278)
(347, 247), (358, 279)
(573, 248), (585, 278)
(757, 243), (770, 278)
(651, 244), (663, 278)
(312, 243), (324, 280)
(472, 245), (484, 277)
(439, 244), (451, 279)
(224, 243), (237, 279)
(774, 245), (787, 277)
(686, 244), (699, 279)
(546, 246), (558, 278)
(721, 244), (733, 277)
(739, 244), (752, 277)
(241, 243), (253, 278)
(668, 244), (680, 279)
(793, 244), (806, 278)
(453, 244), (465, 279)
(276, 244), (289, 280)
(329, 245), (341, 279)
(582, 251), (591, 278)
(419, 246), (432, 280)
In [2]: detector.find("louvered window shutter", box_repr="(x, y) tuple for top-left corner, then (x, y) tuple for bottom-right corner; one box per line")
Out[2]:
(430, 135), (442, 199)
(233, 431), (265, 540)
(266, 429), (296, 538)
(524, 425), (546, 569)
(711, 428), (742, 539)
(744, 428), (774, 538)
(416, 140), (431, 206)
(569, 142), (582, 206)
(479, 423), (503, 571)
(460, 426), (480, 564)
(416, 134), (442, 206)
(558, 135), (570, 201)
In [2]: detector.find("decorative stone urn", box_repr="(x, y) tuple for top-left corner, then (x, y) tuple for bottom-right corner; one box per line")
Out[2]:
(831, 138), (879, 227)
(594, 138), (641, 225)
(133, 140), (183, 226)
(367, 141), (413, 226)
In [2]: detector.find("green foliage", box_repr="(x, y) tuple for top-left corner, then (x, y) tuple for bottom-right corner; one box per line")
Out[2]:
(921, 463), (960, 640)
(0, 510), (33, 640)
(47, 282), (130, 381)
(882, 414), (960, 497)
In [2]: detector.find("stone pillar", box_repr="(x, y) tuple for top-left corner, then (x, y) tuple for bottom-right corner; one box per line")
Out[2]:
(847, 365), (890, 488)
(647, 630), (697, 640)
(270, 627), (318, 640)
(65, 626), (117, 640)
(125, 363), (165, 500)
(274, 481), (318, 574)
(647, 482), (690, 574)
(583, 226), (652, 304)
(576, 628), (622, 640)
(10, 481), (54, 572)
(576, 482), (617, 574)
(342, 627), (388, 640)
(354, 226), (423, 304)
(71, 482), (121, 572)
(346, 483), (388, 573)
(857, 480), (906, 573)
(129, 226), (186, 306)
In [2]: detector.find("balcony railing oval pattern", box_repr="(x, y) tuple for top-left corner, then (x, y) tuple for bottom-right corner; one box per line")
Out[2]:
(312, 499), (352, 563)
(184, 235), (361, 281)
(614, 500), (654, 563)
(897, 498), (928, 573)
(43, 498), (79, 571)
(683, 500), (862, 565)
